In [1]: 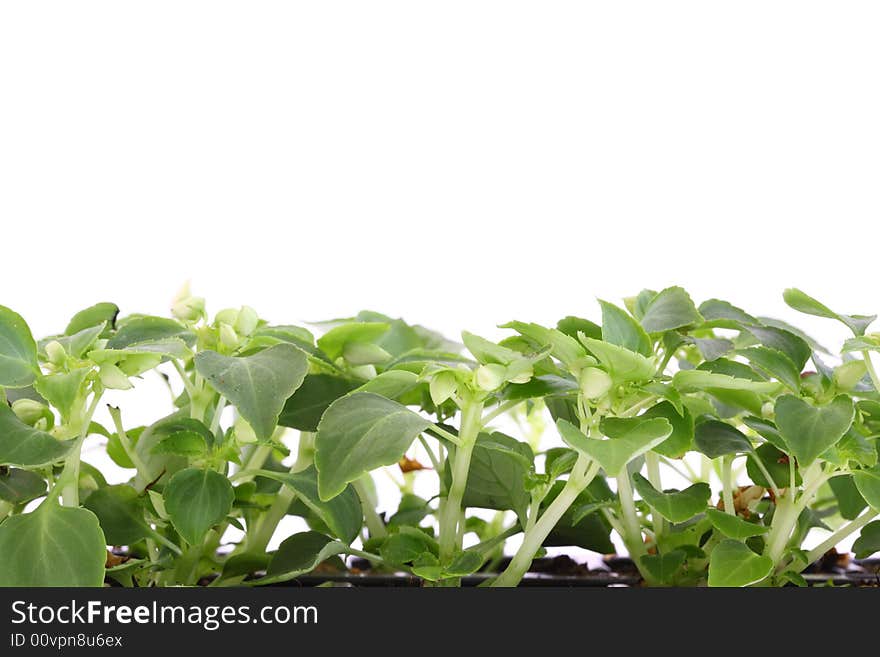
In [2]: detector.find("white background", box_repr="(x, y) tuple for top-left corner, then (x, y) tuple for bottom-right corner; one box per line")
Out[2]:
(2, 2), (879, 559)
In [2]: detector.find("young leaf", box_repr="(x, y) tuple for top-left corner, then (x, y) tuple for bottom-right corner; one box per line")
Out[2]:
(254, 466), (362, 543)
(632, 473), (710, 523)
(0, 305), (39, 388)
(164, 468), (234, 544)
(694, 420), (752, 458)
(0, 468), (46, 504)
(279, 375), (357, 432)
(708, 539), (773, 587)
(262, 531), (347, 583)
(642, 401), (694, 459)
(783, 288), (875, 336)
(148, 417), (213, 457)
(34, 369), (89, 420)
(746, 326), (811, 371)
(598, 300), (652, 356)
(579, 337), (655, 383)
(639, 286), (703, 333)
(0, 504), (107, 586)
(0, 402), (77, 467)
(380, 527), (438, 565)
(774, 395), (855, 468)
(83, 485), (152, 546)
(353, 370), (420, 399)
(500, 321), (586, 369)
(195, 343), (309, 440)
(557, 417), (672, 475)
(746, 443), (799, 489)
(315, 392), (430, 501)
(672, 370), (780, 394)
(738, 347), (801, 391)
(706, 508), (769, 539)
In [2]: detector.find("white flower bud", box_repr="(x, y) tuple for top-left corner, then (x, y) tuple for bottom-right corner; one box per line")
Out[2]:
(579, 367), (612, 399)
(475, 364), (506, 391)
(234, 306), (259, 336)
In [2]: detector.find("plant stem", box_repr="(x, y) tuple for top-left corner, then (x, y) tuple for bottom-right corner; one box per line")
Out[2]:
(645, 451), (665, 538)
(417, 435), (442, 473)
(749, 448), (781, 498)
(799, 509), (879, 570)
(721, 454), (736, 516)
(107, 406), (152, 487)
(353, 478), (386, 539)
(209, 395), (226, 436)
(861, 349), (880, 392)
(491, 456), (598, 587)
(615, 465), (645, 562)
(59, 388), (104, 507)
(437, 400), (483, 564)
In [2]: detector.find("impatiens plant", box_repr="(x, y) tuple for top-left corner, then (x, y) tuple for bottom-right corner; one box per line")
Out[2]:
(0, 286), (878, 587)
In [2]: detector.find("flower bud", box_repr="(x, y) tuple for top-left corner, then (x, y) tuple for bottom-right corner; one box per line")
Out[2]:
(579, 367), (612, 399)
(475, 364), (506, 391)
(44, 340), (67, 367)
(429, 371), (458, 405)
(215, 308), (239, 326)
(219, 322), (240, 349)
(171, 282), (206, 322)
(234, 306), (259, 336)
(12, 399), (53, 428)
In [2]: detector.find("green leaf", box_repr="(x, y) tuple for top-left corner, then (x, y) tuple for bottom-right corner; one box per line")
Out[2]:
(708, 539), (773, 587)
(639, 551), (686, 585)
(456, 432), (533, 526)
(783, 288), (875, 336)
(639, 286), (703, 334)
(738, 347), (801, 392)
(0, 305), (39, 388)
(828, 475), (867, 520)
(149, 417), (213, 457)
(558, 417), (672, 475)
(746, 326), (811, 371)
(83, 485), (151, 546)
(0, 503), (107, 586)
(279, 375), (356, 432)
(263, 531), (346, 583)
(693, 338), (734, 362)
(774, 394), (855, 467)
(0, 402), (77, 467)
(107, 316), (195, 349)
(254, 466), (361, 543)
(598, 300), (652, 356)
(353, 370), (420, 399)
(672, 369), (780, 394)
(195, 343), (309, 440)
(746, 443), (799, 489)
(632, 473), (710, 523)
(65, 302), (119, 336)
(706, 508), (769, 539)
(642, 401), (694, 459)
(0, 468), (46, 503)
(317, 322), (390, 361)
(853, 465), (880, 510)
(34, 369), (89, 420)
(164, 468), (234, 544)
(694, 420), (752, 458)
(852, 521), (880, 558)
(579, 337), (655, 383)
(698, 299), (758, 327)
(315, 392), (430, 501)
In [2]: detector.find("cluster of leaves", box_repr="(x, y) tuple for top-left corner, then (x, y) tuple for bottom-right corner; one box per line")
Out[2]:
(1, 286), (879, 588)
